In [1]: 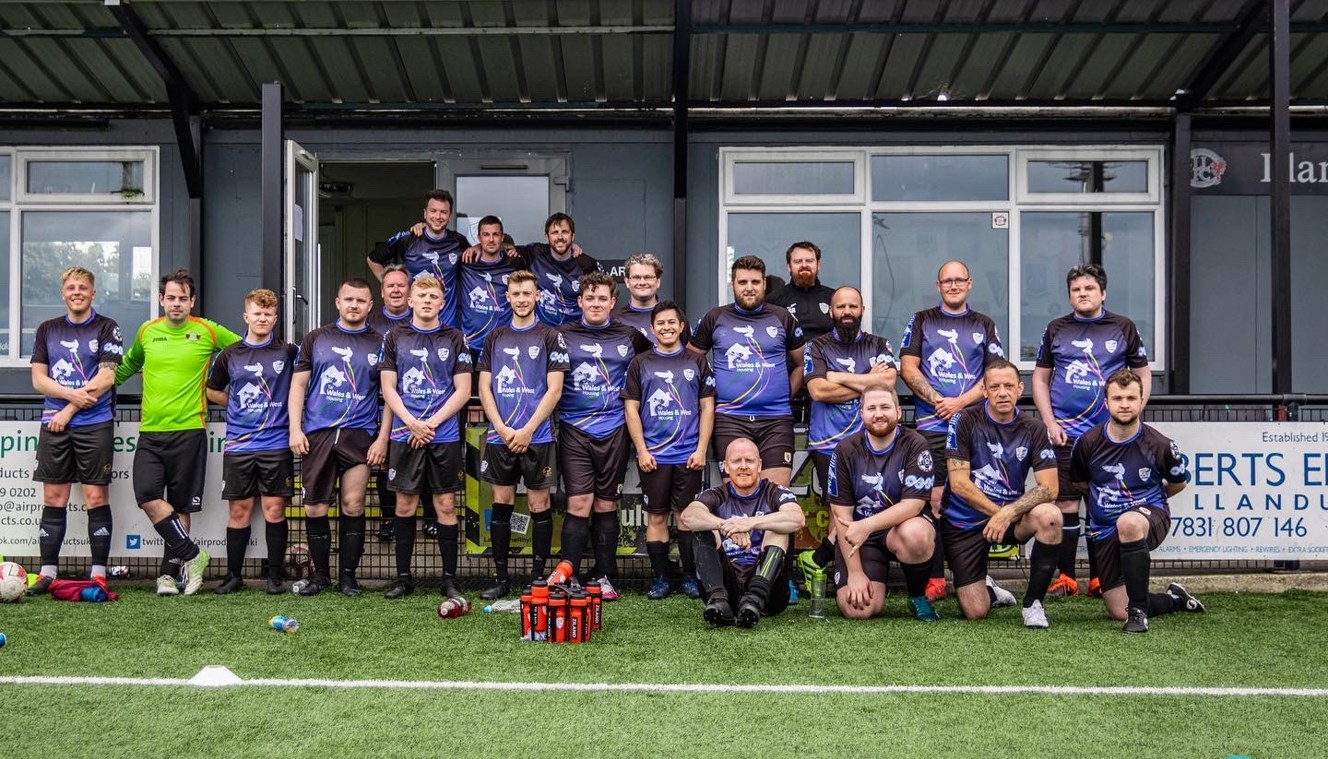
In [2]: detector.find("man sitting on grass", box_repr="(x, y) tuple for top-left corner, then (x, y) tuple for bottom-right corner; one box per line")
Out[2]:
(681, 438), (805, 629)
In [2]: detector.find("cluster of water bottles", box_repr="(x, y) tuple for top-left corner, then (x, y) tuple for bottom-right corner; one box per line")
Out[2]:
(516, 561), (602, 643)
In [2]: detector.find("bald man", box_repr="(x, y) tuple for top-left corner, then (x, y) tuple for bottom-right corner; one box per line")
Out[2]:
(681, 438), (806, 628)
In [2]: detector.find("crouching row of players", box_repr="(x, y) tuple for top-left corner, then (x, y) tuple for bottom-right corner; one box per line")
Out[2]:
(687, 366), (1204, 633)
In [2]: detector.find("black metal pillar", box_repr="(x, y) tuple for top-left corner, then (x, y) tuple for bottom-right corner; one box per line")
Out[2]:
(1269, 0), (1292, 394)
(261, 82), (284, 299)
(670, 0), (691, 307)
(1168, 112), (1193, 394)
(187, 114), (203, 311)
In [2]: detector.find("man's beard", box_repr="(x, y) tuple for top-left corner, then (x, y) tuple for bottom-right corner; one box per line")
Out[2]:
(792, 269), (817, 288)
(834, 315), (861, 341)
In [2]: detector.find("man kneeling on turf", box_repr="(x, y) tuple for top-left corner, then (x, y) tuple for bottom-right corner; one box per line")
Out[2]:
(828, 385), (939, 622)
(942, 359), (1062, 627)
(681, 438), (805, 628)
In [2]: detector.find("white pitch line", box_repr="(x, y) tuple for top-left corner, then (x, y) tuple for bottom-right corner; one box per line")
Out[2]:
(1, 674), (1327, 698)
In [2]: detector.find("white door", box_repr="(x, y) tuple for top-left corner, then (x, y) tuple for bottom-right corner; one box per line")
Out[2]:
(284, 140), (319, 342)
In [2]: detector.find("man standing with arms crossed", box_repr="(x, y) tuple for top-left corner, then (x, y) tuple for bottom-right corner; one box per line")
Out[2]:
(288, 278), (390, 597)
(379, 275), (472, 600)
(899, 260), (1006, 602)
(27, 267), (123, 594)
(689, 256), (805, 486)
(799, 286), (897, 582)
(116, 269), (241, 595)
(1033, 263), (1150, 598)
(205, 288), (297, 594)
(623, 301), (715, 599)
(476, 270), (570, 600)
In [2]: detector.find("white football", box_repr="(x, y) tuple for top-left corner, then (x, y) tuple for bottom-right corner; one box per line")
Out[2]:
(0, 561), (26, 603)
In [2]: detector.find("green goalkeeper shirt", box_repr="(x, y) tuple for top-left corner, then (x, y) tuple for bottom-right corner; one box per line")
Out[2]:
(115, 315), (242, 432)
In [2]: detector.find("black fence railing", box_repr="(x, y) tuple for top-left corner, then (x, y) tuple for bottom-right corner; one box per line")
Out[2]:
(2, 394), (1324, 585)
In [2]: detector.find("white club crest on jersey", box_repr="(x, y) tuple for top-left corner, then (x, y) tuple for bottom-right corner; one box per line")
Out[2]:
(438, 348), (450, 361)
(819, 302), (829, 314)
(528, 345), (541, 359)
(766, 325), (779, 338)
(617, 344), (629, 357)
(1105, 339), (1119, 353)
(682, 368), (695, 382)
(1139, 468), (1152, 482)
(972, 332), (983, 345)
(1015, 446), (1028, 461)
(273, 360), (285, 373)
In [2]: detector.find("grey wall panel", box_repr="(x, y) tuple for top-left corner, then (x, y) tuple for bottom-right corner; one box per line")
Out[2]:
(1190, 196), (1270, 394)
(1291, 196), (1328, 394)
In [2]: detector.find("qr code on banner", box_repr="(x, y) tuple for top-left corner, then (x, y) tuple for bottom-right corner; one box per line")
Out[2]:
(509, 512), (531, 536)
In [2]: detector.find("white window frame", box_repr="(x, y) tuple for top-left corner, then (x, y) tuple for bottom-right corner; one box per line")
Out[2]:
(719, 145), (1167, 370)
(1, 146), (160, 367)
(722, 148), (865, 206)
(1017, 147), (1161, 205)
(15, 147), (156, 205)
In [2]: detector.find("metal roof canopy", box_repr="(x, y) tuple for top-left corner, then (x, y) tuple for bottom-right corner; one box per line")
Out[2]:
(0, 0), (1325, 116)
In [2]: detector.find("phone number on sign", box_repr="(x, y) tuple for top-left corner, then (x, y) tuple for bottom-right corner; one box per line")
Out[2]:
(1170, 515), (1308, 539)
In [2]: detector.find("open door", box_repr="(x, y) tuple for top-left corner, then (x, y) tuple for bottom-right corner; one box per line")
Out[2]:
(284, 140), (319, 343)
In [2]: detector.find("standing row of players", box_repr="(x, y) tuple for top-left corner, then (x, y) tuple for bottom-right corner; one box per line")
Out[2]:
(28, 189), (1205, 633)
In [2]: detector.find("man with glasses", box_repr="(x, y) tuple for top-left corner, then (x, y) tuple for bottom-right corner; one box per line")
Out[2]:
(899, 260), (1007, 603)
(615, 253), (690, 347)
(1033, 263), (1150, 599)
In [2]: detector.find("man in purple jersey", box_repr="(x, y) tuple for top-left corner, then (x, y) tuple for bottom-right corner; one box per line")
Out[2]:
(623, 301), (715, 600)
(899, 260), (1006, 602)
(205, 289), (297, 595)
(288, 278), (391, 597)
(368, 189), (471, 329)
(554, 272), (652, 598)
(380, 275), (472, 601)
(476, 270), (570, 600)
(458, 215), (527, 362)
(689, 255), (805, 486)
(614, 253), (691, 347)
(367, 264), (418, 543)
(1070, 370), (1204, 633)
(681, 438), (805, 628)
(27, 267), (123, 594)
(1033, 263), (1151, 598)
(942, 360), (1062, 627)
(798, 286), (897, 582)
(827, 386), (939, 622)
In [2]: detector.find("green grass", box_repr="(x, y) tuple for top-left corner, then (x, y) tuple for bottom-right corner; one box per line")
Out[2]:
(1, 586), (1325, 757)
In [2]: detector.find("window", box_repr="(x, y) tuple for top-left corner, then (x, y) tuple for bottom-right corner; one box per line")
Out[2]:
(0, 147), (158, 364)
(719, 147), (1166, 368)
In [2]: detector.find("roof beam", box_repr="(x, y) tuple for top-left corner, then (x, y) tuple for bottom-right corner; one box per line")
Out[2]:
(103, 0), (202, 198)
(1176, 0), (1268, 109)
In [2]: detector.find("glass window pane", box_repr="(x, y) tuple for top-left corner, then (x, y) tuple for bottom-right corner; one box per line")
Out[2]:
(733, 161), (854, 196)
(1027, 160), (1148, 193)
(871, 155), (1008, 201)
(21, 211), (153, 355)
(0, 155), (11, 202)
(869, 213), (1009, 356)
(1019, 211), (1155, 361)
(727, 212), (860, 294)
(26, 160), (146, 197)
(0, 212), (9, 355)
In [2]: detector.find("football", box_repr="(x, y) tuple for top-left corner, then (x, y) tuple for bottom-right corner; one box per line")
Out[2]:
(0, 561), (28, 603)
(284, 544), (312, 580)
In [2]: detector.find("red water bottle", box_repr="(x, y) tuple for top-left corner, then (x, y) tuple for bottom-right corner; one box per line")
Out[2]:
(585, 581), (603, 630)
(520, 585), (534, 640)
(548, 587), (569, 643)
(546, 559), (575, 586)
(569, 590), (589, 643)
(437, 596), (471, 619)
(531, 580), (549, 641)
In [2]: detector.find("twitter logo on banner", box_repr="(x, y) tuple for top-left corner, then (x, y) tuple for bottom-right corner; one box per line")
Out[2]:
(126, 534), (142, 550)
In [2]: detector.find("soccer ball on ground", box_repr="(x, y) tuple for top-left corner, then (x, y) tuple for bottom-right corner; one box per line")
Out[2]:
(0, 561), (28, 603)
(284, 544), (312, 581)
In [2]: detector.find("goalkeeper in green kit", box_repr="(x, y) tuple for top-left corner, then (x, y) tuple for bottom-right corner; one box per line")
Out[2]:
(116, 269), (241, 595)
